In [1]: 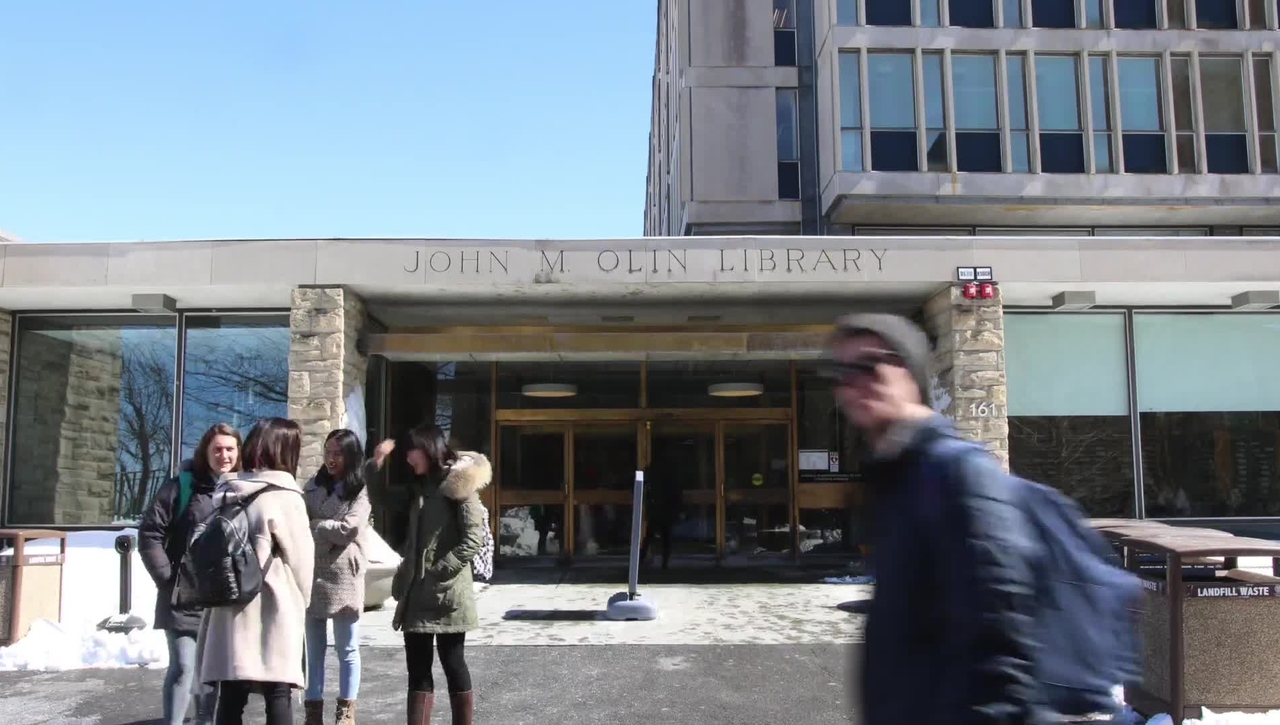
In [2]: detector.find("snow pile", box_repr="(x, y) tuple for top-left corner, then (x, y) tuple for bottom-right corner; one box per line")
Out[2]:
(1121, 707), (1280, 724)
(823, 574), (875, 584)
(0, 619), (167, 672)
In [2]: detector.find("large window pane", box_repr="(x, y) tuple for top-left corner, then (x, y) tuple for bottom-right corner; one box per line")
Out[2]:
(922, 0), (942, 26)
(1172, 57), (1198, 173)
(836, 0), (859, 24)
(1004, 0), (1025, 25)
(1032, 0), (1077, 27)
(1119, 57), (1168, 174)
(1136, 314), (1280, 517)
(865, 0), (912, 25)
(1008, 55), (1032, 172)
(953, 54), (1002, 172)
(8, 315), (177, 526)
(1256, 57), (1278, 174)
(1036, 56), (1087, 172)
(1114, 0), (1158, 27)
(179, 315), (289, 461)
(1196, 0), (1239, 28)
(647, 360), (790, 408)
(1006, 314), (1135, 517)
(924, 53), (949, 171)
(497, 361), (640, 409)
(1200, 58), (1250, 174)
(1086, 0), (1106, 26)
(951, 0), (996, 26)
(869, 53), (919, 171)
(840, 52), (865, 172)
(1090, 56), (1116, 173)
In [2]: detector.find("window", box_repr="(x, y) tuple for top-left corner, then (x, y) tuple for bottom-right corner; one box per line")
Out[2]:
(840, 52), (865, 171)
(1036, 55), (1087, 172)
(1008, 55), (1033, 171)
(8, 315), (178, 526)
(1247, 0), (1269, 26)
(1114, 0), (1159, 27)
(1086, 0), (1106, 26)
(866, 0), (912, 25)
(180, 315), (289, 460)
(1255, 57), (1278, 173)
(1033, 0), (1078, 27)
(953, 54), (1002, 171)
(773, 0), (797, 66)
(777, 89), (800, 199)
(922, 0), (943, 26)
(951, 0), (996, 26)
(1200, 57), (1250, 173)
(1118, 57), (1168, 173)
(796, 364), (870, 556)
(497, 362), (641, 409)
(1006, 314), (1136, 517)
(1004, 0), (1025, 25)
(1172, 56), (1198, 173)
(1135, 314), (1280, 517)
(1169, 0), (1189, 26)
(1196, 0), (1240, 28)
(868, 53), (919, 171)
(924, 53), (949, 171)
(1090, 56), (1116, 173)
(836, 0), (859, 24)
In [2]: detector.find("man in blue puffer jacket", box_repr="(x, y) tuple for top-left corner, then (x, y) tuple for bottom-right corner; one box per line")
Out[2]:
(830, 313), (1048, 725)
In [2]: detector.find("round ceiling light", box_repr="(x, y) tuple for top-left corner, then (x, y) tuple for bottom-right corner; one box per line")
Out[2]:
(521, 383), (579, 398)
(708, 382), (765, 398)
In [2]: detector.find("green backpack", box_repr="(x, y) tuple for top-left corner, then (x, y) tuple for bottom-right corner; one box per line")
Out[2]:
(175, 471), (195, 518)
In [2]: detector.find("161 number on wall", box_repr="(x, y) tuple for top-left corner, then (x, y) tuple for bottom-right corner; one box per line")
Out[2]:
(968, 402), (1000, 418)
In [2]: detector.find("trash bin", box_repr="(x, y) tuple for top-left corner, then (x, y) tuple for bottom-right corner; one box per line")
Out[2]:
(1119, 533), (1280, 721)
(0, 529), (67, 645)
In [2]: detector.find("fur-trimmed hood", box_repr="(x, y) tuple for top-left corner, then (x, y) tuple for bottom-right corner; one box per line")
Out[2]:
(438, 451), (492, 501)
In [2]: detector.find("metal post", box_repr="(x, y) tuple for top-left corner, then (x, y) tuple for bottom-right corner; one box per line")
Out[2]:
(627, 471), (644, 599)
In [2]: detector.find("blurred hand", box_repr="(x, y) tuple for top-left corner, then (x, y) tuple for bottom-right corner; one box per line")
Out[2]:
(373, 438), (396, 467)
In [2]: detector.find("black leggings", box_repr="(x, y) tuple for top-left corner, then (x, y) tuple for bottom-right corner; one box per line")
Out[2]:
(214, 681), (292, 725)
(404, 632), (471, 694)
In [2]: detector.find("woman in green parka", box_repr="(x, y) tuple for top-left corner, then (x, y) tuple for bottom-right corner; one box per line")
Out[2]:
(387, 424), (490, 725)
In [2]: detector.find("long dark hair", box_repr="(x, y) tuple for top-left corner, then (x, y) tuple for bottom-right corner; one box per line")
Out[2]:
(191, 423), (243, 480)
(405, 423), (457, 476)
(315, 428), (366, 500)
(241, 417), (302, 476)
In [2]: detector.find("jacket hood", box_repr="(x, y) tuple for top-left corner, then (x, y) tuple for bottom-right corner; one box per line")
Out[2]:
(439, 451), (492, 501)
(218, 469), (304, 502)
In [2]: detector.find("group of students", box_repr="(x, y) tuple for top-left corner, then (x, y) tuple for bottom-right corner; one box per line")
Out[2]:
(138, 418), (491, 725)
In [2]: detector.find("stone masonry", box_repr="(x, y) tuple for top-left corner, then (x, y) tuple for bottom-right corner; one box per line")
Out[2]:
(924, 285), (1009, 469)
(288, 287), (368, 482)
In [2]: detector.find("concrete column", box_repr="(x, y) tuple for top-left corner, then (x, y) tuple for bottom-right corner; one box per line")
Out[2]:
(288, 287), (368, 482)
(0, 311), (10, 519)
(924, 286), (1009, 469)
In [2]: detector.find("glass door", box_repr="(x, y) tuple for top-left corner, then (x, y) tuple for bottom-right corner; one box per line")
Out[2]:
(496, 424), (567, 558)
(648, 422), (719, 557)
(722, 423), (793, 561)
(572, 424), (640, 557)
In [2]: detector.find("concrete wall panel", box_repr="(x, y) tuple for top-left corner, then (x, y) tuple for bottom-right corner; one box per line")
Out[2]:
(691, 87), (779, 201)
(689, 0), (774, 68)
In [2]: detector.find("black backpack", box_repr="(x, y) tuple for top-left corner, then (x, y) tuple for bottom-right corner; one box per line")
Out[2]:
(178, 486), (291, 608)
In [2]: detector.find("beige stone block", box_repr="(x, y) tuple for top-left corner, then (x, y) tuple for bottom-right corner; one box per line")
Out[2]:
(953, 351), (999, 368)
(291, 358), (341, 372)
(958, 369), (1005, 387)
(952, 329), (1004, 351)
(309, 311), (343, 335)
(306, 370), (341, 385)
(321, 333), (343, 359)
(289, 399), (332, 421)
(288, 372), (310, 398)
(310, 384), (341, 399)
(289, 349), (324, 365)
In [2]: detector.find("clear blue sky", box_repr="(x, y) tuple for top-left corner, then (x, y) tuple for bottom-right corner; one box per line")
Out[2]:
(0, 2), (656, 242)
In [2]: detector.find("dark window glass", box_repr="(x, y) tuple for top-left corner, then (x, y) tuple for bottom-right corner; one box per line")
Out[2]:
(797, 365), (871, 556)
(1123, 134), (1169, 173)
(1196, 0), (1239, 28)
(1118, 57), (1167, 174)
(8, 315), (177, 526)
(870, 131), (920, 170)
(953, 55), (1000, 172)
(180, 315), (289, 460)
(1032, 0), (1077, 27)
(498, 362), (640, 409)
(1201, 58), (1250, 174)
(865, 0), (912, 25)
(951, 0), (996, 26)
(778, 161), (801, 199)
(774, 30), (797, 67)
(1114, 0), (1159, 28)
(1040, 134), (1087, 172)
(1205, 135), (1250, 173)
(956, 132), (1003, 171)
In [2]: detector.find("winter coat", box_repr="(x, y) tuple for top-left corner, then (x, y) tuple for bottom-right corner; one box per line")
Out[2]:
(138, 460), (217, 636)
(392, 451), (490, 634)
(303, 461), (375, 619)
(857, 415), (1046, 725)
(195, 470), (314, 688)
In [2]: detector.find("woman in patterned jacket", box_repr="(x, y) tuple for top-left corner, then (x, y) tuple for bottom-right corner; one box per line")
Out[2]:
(302, 429), (393, 725)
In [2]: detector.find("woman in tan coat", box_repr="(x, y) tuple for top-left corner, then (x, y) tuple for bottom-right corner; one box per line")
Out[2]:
(196, 417), (314, 725)
(390, 424), (490, 725)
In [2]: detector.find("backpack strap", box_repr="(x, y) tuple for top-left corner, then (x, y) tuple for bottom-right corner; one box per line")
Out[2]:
(176, 471), (194, 518)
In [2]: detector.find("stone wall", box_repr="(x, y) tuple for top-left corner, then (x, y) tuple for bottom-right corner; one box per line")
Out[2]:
(924, 286), (1009, 469)
(288, 287), (368, 481)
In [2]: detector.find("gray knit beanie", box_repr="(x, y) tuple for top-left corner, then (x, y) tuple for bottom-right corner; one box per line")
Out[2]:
(832, 313), (933, 403)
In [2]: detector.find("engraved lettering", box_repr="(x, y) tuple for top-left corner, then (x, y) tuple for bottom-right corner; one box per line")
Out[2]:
(598, 250), (620, 272)
(540, 250), (565, 273)
(429, 251), (451, 273)
(843, 249), (862, 272)
(814, 250), (837, 272)
(666, 249), (687, 273)
(404, 251), (420, 274)
(870, 248), (888, 271)
(786, 248), (805, 273)
(628, 250), (644, 274)
(460, 249), (480, 273)
(489, 251), (509, 274)
(760, 249), (777, 272)
(719, 249), (736, 272)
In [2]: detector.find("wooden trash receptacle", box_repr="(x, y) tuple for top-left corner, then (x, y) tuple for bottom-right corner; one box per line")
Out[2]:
(0, 529), (67, 645)
(1120, 533), (1280, 721)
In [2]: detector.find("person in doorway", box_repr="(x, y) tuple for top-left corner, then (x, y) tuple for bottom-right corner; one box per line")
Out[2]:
(639, 452), (682, 570)
(302, 429), (394, 725)
(388, 424), (490, 725)
(139, 423), (242, 725)
(828, 314), (1044, 725)
(197, 417), (315, 725)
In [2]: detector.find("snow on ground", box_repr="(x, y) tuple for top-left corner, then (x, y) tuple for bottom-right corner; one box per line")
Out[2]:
(0, 619), (167, 671)
(823, 574), (875, 584)
(1143, 709), (1280, 724)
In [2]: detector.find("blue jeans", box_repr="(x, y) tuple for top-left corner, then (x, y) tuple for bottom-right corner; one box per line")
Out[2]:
(305, 614), (361, 701)
(163, 631), (216, 725)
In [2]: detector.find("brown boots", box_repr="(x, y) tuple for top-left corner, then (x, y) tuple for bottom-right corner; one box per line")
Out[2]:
(449, 691), (475, 724)
(336, 698), (357, 725)
(305, 700), (325, 725)
(407, 690), (434, 725)
(407, 689), (473, 725)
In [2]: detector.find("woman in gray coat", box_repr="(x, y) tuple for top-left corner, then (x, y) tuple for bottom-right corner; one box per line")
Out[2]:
(302, 429), (393, 725)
